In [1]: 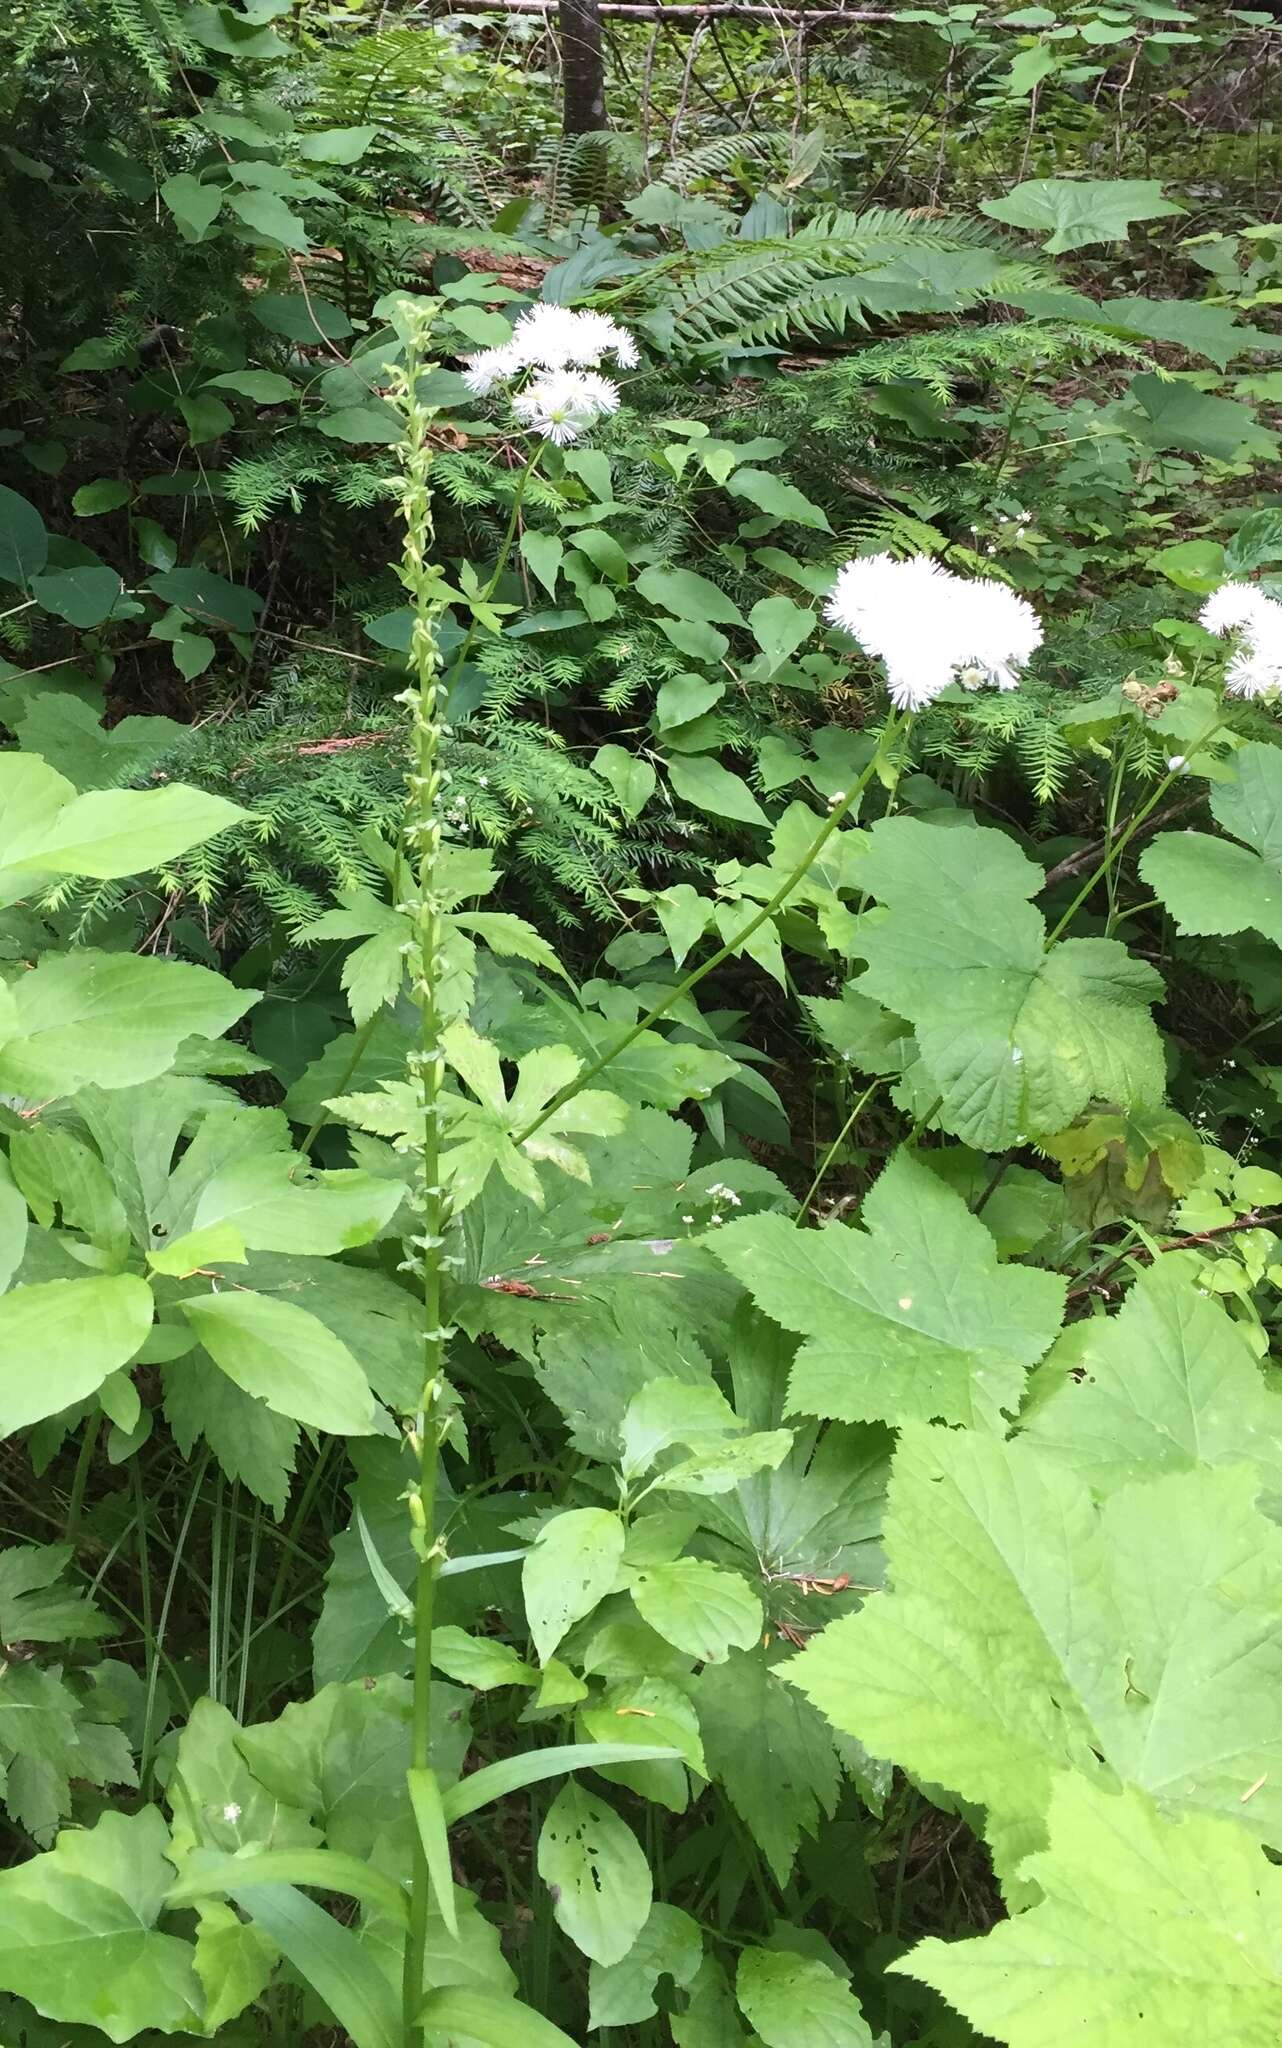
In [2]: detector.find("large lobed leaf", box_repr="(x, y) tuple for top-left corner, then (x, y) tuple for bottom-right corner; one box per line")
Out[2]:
(851, 816), (1166, 1149)
(900, 1772), (1282, 2046)
(790, 1422), (1282, 1889)
(713, 1148), (1065, 1430)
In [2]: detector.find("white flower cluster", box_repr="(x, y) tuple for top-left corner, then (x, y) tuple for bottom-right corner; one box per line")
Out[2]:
(1200, 580), (1282, 699)
(823, 552), (1043, 712)
(463, 305), (637, 447)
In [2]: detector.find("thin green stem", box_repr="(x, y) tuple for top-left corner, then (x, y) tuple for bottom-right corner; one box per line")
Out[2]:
(140, 1451), (209, 1791)
(1045, 715), (1226, 947)
(65, 1414), (102, 1545)
(795, 1080), (880, 1224)
(515, 709), (908, 1146)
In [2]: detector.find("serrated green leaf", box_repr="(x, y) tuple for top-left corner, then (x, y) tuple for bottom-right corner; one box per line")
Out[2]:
(630, 1559), (761, 1663)
(737, 1947), (875, 2047)
(791, 1426), (1282, 1888)
(898, 1773), (1282, 2046)
(1141, 741), (1282, 945)
(981, 176), (1181, 253)
(854, 816), (1166, 1148)
(1020, 1257), (1282, 1496)
(0, 1808), (202, 2041)
(696, 1652), (841, 1883)
(714, 1149), (1064, 1429)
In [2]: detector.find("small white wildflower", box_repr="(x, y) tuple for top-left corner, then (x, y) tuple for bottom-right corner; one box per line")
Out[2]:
(681, 1213), (694, 1224)
(511, 368), (621, 446)
(1200, 579), (1282, 699)
(1167, 754), (1187, 772)
(824, 552), (1043, 712)
(898, 1295), (913, 1311)
(827, 788), (847, 807)
(221, 1802), (242, 1825)
(706, 1182), (741, 1206)
(710, 1213), (724, 1225)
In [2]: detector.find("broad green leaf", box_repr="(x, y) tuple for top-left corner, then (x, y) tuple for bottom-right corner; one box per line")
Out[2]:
(0, 484), (48, 586)
(297, 125), (378, 162)
(523, 1507), (625, 1663)
(31, 565), (123, 626)
(537, 1780), (652, 1964)
(430, 1626), (536, 1690)
(0, 768), (243, 891)
(696, 1652), (841, 1883)
(205, 369), (295, 403)
(630, 1559), (761, 1663)
(227, 186), (309, 250)
(655, 672), (724, 731)
(163, 172), (226, 241)
(317, 404), (402, 444)
(726, 468), (831, 531)
(581, 1675), (706, 1777)
(419, 1987), (580, 2048)
(520, 529), (563, 597)
(619, 1378), (740, 1478)
(145, 566), (262, 631)
(166, 1697), (318, 1866)
(658, 1430), (793, 1495)
(150, 1142), (403, 1274)
(898, 1773), (1282, 2047)
(737, 1948), (874, 2047)
(231, 1883), (397, 2048)
(589, 1904), (702, 2027)
(637, 564), (747, 628)
(253, 291), (353, 342)
(593, 742), (655, 818)
(0, 1275), (153, 1432)
(0, 1808), (202, 2041)
(180, 1289), (379, 1436)
(791, 1426), (1282, 1887)
(1128, 373), (1276, 461)
(749, 594), (817, 672)
(854, 816), (1166, 1149)
(237, 1675), (470, 1856)
(1141, 741), (1282, 946)
(714, 1149), (1064, 1429)
(1020, 1257), (1282, 1497)
(193, 1899), (276, 2033)
(72, 479), (132, 516)
(0, 952), (254, 1097)
(653, 882), (712, 966)
(0, 1154), (29, 1291)
(668, 753), (769, 828)
(980, 176), (1181, 253)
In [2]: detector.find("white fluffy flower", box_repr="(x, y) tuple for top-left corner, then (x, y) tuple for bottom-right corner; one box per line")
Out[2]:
(507, 304), (637, 372)
(824, 553), (1043, 711)
(463, 306), (637, 399)
(1199, 579), (1282, 699)
(511, 369), (621, 445)
(461, 342), (522, 397)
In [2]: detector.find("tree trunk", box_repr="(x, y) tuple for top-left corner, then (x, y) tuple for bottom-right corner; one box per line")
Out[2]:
(559, 0), (606, 135)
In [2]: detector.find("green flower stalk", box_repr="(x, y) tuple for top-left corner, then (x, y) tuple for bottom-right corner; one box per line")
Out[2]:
(386, 298), (455, 2044)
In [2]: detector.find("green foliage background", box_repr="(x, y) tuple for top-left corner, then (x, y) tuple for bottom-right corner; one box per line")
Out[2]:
(2, 2), (1282, 2044)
